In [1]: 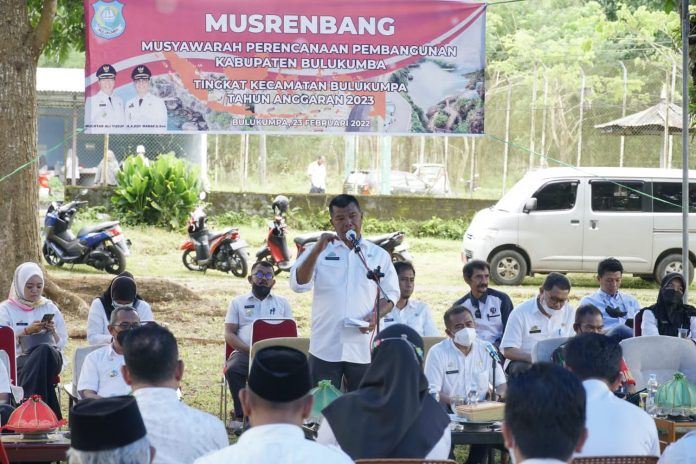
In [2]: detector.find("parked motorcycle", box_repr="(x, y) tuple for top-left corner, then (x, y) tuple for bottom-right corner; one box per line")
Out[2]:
(42, 199), (130, 274)
(255, 195), (293, 274)
(294, 230), (413, 263)
(180, 195), (250, 277)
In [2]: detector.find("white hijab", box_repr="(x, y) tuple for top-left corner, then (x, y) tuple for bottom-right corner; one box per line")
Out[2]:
(8, 262), (46, 310)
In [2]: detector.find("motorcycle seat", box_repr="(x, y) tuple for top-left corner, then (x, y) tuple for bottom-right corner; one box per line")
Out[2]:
(77, 221), (119, 237)
(209, 232), (226, 241)
(293, 231), (325, 247)
(366, 232), (399, 243)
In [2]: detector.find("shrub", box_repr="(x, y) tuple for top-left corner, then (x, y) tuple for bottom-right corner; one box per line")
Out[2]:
(111, 153), (201, 229)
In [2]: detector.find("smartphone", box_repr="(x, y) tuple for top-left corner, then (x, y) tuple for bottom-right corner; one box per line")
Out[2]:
(41, 313), (54, 323)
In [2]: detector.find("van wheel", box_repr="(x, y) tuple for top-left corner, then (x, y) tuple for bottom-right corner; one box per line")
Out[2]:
(490, 250), (527, 286)
(655, 254), (694, 284)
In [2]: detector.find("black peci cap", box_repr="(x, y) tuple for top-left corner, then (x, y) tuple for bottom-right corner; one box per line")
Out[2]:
(70, 396), (147, 451)
(248, 346), (311, 402)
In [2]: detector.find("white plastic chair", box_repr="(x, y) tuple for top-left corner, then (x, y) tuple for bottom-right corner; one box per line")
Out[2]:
(531, 337), (570, 363)
(0, 350), (22, 404)
(620, 335), (696, 390)
(64, 344), (107, 408)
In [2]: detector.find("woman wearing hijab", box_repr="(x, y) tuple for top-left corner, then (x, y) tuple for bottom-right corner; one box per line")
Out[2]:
(641, 272), (696, 340)
(316, 324), (451, 460)
(0, 262), (68, 417)
(86, 272), (153, 345)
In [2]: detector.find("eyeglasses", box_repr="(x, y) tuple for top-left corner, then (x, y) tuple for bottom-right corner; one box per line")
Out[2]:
(114, 322), (141, 330)
(253, 271), (274, 280)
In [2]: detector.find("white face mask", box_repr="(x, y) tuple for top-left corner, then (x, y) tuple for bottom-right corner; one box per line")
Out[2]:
(453, 327), (477, 347)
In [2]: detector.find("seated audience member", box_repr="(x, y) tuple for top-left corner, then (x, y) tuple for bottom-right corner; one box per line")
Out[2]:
(195, 346), (353, 464)
(87, 272), (153, 345)
(78, 306), (140, 399)
(552, 304), (636, 395)
(641, 273), (696, 339)
(317, 324), (451, 461)
(68, 396), (153, 464)
(122, 324), (228, 464)
(500, 272), (575, 374)
(380, 262), (439, 336)
(225, 260), (293, 432)
(659, 429), (696, 463)
(564, 333), (659, 457)
(453, 260), (513, 345)
(425, 305), (506, 464)
(502, 363), (587, 464)
(0, 262), (67, 418)
(580, 258), (640, 341)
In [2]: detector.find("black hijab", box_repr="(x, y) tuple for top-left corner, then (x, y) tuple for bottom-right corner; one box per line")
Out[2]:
(322, 324), (449, 460)
(98, 272), (142, 320)
(645, 273), (696, 336)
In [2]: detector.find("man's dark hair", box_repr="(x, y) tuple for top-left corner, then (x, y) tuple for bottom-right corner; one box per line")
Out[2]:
(463, 260), (489, 280)
(443, 305), (474, 329)
(574, 304), (602, 324)
(122, 324), (179, 385)
(597, 257), (623, 277)
(505, 363), (585, 461)
(394, 261), (415, 276)
(542, 272), (571, 291)
(328, 194), (361, 217)
(250, 260), (274, 274)
(564, 332), (622, 384)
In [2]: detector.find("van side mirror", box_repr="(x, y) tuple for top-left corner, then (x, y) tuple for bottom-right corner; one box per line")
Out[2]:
(523, 198), (538, 214)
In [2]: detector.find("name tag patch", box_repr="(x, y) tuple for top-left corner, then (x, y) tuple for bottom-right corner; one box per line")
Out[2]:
(446, 370), (460, 375)
(325, 256), (340, 261)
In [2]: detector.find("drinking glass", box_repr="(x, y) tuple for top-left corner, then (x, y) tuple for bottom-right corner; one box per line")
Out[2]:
(467, 382), (479, 406)
(678, 328), (689, 339)
(450, 395), (466, 415)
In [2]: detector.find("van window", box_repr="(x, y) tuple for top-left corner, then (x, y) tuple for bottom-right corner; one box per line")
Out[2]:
(653, 182), (696, 213)
(533, 181), (578, 211)
(591, 181), (644, 212)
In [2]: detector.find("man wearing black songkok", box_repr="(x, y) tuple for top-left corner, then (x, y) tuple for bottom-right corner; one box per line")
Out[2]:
(195, 346), (353, 464)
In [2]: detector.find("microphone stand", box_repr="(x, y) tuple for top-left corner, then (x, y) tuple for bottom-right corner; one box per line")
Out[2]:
(348, 234), (392, 335)
(485, 345), (501, 402)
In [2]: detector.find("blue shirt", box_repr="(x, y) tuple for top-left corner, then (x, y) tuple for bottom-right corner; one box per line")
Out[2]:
(579, 290), (641, 330)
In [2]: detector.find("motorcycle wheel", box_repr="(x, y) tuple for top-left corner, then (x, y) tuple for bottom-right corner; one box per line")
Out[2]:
(229, 249), (249, 278)
(392, 251), (413, 263)
(104, 245), (127, 275)
(42, 242), (64, 267)
(182, 249), (200, 271)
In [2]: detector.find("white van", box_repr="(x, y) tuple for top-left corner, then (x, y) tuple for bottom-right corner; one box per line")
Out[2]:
(462, 167), (696, 285)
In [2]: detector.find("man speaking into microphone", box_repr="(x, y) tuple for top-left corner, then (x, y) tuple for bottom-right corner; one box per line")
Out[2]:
(290, 194), (399, 391)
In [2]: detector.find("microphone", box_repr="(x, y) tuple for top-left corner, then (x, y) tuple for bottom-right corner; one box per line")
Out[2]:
(485, 343), (502, 364)
(346, 229), (361, 250)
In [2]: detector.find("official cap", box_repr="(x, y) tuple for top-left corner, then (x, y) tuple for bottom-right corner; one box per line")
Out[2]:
(131, 65), (152, 80)
(70, 396), (147, 452)
(248, 346), (311, 402)
(96, 64), (117, 79)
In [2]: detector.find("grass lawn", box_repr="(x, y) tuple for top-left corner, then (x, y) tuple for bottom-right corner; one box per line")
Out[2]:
(47, 223), (675, 461)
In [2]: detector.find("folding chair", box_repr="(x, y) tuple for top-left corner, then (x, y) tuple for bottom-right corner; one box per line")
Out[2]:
(219, 318), (298, 421)
(531, 337), (570, 363)
(63, 344), (107, 412)
(423, 336), (445, 360)
(0, 326), (17, 385)
(573, 457), (658, 464)
(355, 459), (457, 464)
(250, 337), (309, 364)
(633, 309), (644, 337)
(0, 350), (22, 405)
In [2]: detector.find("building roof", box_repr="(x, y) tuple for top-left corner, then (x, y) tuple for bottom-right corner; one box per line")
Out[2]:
(594, 100), (687, 135)
(37, 67), (84, 93)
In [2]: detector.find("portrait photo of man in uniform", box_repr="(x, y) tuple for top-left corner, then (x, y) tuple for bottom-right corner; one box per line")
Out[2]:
(125, 65), (168, 131)
(85, 64), (125, 130)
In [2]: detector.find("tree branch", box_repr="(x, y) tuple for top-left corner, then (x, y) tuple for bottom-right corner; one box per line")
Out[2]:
(31, 0), (58, 57)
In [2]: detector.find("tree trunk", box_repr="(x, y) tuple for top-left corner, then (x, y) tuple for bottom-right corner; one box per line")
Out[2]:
(0, 0), (87, 314)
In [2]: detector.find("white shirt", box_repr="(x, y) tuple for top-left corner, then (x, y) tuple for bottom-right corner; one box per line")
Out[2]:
(642, 310), (696, 340)
(196, 423), (353, 464)
(133, 387), (228, 464)
(316, 420), (451, 460)
(520, 460), (568, 464)
(87, 298), (154, 346)
(225, 292), (293, 346)
(0, 299), (68, 356)
(307, 161), (327, 189)
(85, 90), (125, 128)
(575, 379), (659, 458)
(500, 297), (575, 360)
(125, 92), (168, 130)
(77, 344), (129, 398)
(379, 300), (439, 337)
(659, 429), (696, 463)
(289, 239), (400, 364)
(424, 338), (506, 401)
(580, 289), (641, 331)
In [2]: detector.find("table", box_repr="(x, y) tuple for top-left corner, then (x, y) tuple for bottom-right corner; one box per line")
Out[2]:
(654, 417), (696, 452)
(1, 432), (70, 462)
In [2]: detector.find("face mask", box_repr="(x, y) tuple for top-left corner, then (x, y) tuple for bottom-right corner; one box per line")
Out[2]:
(252, 284), (272, 299)
(113, 301), (133, 310)
(662, 288), (683, 305)
(454, 327), (477, 347)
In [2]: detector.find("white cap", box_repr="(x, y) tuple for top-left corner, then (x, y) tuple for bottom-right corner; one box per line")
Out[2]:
(136, 145), (145, 154)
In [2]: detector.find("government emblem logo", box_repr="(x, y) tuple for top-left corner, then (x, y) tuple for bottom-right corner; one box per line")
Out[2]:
(91, 1), (126, 40)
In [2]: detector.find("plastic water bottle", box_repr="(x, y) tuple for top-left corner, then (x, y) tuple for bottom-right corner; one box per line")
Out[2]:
(646, 374), (659, 416)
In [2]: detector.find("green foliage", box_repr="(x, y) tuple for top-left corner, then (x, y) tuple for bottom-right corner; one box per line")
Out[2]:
(111, 153), (201, 230)
(29, 0), (85, 63)
(75, 206), (108, 223)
